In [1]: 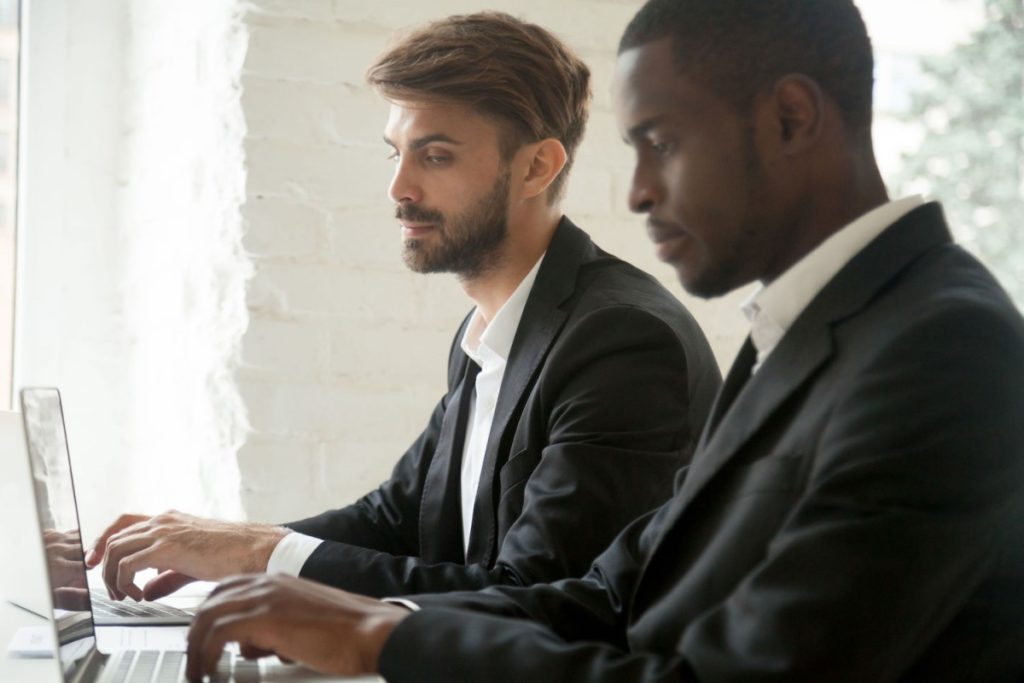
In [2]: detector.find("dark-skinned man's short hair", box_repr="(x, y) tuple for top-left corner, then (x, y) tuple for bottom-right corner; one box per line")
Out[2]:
(619, 0), (874, 140)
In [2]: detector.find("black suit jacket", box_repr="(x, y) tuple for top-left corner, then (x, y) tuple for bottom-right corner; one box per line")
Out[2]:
(285, 217), (721, 598)
(382, 203), (1024, 681)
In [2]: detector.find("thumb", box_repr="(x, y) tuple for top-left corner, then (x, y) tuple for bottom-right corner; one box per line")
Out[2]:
(142, 570), (197, 601)
(84, 546), (101, 568)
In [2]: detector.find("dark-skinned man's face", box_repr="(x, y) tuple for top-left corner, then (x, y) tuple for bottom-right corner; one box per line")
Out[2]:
(614, 38), (783, 298)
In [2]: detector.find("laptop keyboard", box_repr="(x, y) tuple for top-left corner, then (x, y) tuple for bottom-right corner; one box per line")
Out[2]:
(91, 590), (195, 620)
(108, 650), (260, 682)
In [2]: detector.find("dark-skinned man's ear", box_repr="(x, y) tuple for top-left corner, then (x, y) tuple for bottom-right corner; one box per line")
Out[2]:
(773, 74), (825, 151)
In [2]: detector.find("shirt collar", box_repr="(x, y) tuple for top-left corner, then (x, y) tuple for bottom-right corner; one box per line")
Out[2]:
(742, 196), (924, 366)
(461, 254), (546, 367)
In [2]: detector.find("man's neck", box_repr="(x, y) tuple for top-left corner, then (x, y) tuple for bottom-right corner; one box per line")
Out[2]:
(763, 156), (890, 286)
(461, 212), (560, 324)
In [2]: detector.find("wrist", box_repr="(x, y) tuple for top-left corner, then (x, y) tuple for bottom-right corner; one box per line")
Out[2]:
(358, 604), (409, 673)
(244, 525), (290, 573)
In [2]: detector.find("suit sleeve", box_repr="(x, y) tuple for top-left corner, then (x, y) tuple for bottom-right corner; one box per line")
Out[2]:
(288, 305), (705, 597)
(381, 503), (700, 682)
(380, 300), (1024, 682)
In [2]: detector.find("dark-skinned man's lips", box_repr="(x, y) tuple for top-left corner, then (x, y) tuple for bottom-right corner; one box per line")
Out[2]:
(646, 219), (691, 263)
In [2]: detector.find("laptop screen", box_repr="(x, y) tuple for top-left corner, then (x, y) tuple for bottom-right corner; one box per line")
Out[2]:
(20, 387), (98, 679)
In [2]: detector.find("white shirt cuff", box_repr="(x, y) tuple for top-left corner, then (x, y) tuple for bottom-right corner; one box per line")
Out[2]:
(265, 531), (323, 576)
(382, 597), (421, 612)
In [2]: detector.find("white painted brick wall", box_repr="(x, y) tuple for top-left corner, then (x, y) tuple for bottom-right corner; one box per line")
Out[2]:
(116, 0), (251, 525)
(235, 0), (748, 524)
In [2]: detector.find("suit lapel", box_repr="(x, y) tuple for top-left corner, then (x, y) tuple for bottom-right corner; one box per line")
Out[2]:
(671, 203), (954, 525)
(464, 218), (595, 564)
(697, 337), (757, 451)
(631, 203), (955, 615)
(678, 323), (833, 505)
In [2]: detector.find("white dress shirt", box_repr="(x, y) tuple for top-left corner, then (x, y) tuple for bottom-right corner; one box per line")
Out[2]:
(458, 256), (543, 551)
(267, 255), (545, 575)
(741, 196), (924, 372)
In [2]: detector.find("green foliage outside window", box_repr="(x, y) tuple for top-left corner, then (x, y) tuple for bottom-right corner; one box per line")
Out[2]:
(895, 0), (1024, 305)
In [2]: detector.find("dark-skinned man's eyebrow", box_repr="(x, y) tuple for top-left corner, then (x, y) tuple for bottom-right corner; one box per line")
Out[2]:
(624, 115), (670, 144)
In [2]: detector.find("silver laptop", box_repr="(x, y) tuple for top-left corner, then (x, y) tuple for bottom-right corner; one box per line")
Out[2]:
(19, 387), (194, 627)
(20, 388), (356, 683)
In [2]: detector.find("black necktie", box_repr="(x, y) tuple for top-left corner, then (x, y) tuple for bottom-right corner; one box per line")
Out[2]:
(704, 337), (757, 440)
(420, 359), (480, 563)
(451, 358), (482, 479)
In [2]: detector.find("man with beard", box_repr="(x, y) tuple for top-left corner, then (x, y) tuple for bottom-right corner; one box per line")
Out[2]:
(181, 1), (1024, 681)
(86, 12), (720, 606)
